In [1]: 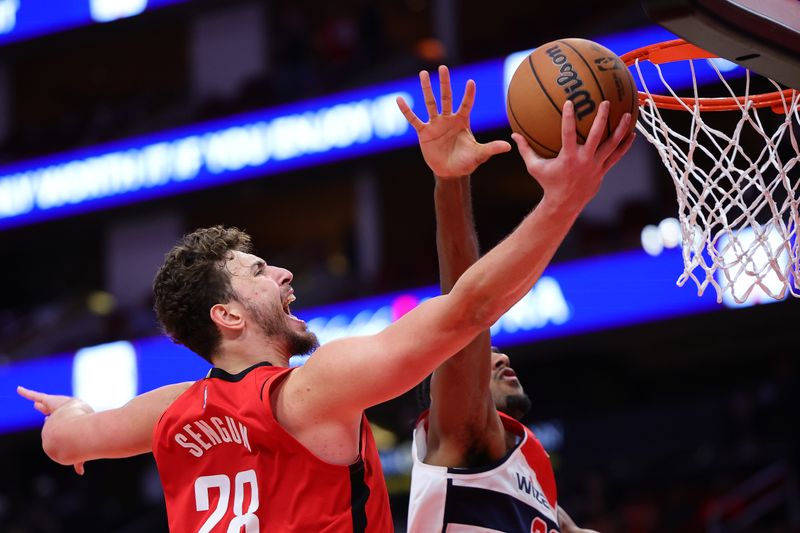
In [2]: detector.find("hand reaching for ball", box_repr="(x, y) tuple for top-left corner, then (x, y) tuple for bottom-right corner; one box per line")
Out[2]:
(396, 65), (511, 179)
(513, 99), (636, 210)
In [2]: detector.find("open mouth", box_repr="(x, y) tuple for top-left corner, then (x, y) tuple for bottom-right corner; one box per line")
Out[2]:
(282, 293), (296, 316)
(282, 292), (306, 326)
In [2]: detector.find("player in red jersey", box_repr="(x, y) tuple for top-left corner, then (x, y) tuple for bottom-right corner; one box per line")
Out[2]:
(19, 63), (632, 531)
(400, 66), (606, 532)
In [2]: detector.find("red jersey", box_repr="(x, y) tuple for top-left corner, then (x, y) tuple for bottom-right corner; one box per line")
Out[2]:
(152, 362), (393, 532)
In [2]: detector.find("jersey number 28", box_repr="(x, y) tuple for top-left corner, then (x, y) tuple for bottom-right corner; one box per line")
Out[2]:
(194, 469), (260, 532)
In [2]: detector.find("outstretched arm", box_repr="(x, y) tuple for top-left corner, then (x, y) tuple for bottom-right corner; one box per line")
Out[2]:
(407, 65), (507, 465)
(279, 65), (634, 428)
(426, 176), (503, 465)
(17, 382), (192, 472)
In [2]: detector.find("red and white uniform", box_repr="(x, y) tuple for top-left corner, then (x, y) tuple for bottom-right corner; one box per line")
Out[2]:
(153, 362), (393, 532)
(408, 411), (559, 533)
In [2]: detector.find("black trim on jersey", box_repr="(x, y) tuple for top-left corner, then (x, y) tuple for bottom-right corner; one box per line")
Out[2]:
(259, 365), (292, 401)
(208, 361), (273, 382)
(260, 379), (268, 401)
(442, 479), (559, 532)
(348, 458), (370, 533)
(445, 436), (523, 475)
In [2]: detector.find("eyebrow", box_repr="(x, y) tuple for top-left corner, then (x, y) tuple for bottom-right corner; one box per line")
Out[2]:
(250, 260), (266, 275)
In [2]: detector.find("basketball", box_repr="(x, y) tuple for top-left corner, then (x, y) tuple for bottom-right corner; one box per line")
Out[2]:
(506, 38), (639, 158)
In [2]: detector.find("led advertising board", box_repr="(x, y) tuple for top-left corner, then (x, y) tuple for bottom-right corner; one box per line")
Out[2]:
(0, 25), (744, 231)
(0, 0), (188, 46)
(1, 247), (731, 435)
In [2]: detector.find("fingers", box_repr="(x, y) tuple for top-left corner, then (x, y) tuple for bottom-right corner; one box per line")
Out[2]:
(456, 79), (476, 117)
(511, 133), (544, 175)
(597, 112), (632, 161)
(584, 100), (610, 153)
(476, 140), (513, 165)
(407, 66), (473, 123)
(560, 100), (577, 155)
(18, 386), (53, 414)
(601, 132), (636, 173)
(18, 386), (57, 414)
(17, 385), (43, 402)
(438, 65), (453, 115)
(34, 401), (52, 415)
(396, 96), (424, 131)
(419, 70), (439, 120)
(483, 140), (512, 156)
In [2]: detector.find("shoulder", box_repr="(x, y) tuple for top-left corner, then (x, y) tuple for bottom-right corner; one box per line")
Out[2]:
(261, 366), (294, 404)
(162, 380), (202, 408)
(423, 418), (509, 468)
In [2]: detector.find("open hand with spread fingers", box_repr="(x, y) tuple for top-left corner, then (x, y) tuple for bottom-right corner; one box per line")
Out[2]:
(396, 65), (511, 178)
(512, 99), (636, 212)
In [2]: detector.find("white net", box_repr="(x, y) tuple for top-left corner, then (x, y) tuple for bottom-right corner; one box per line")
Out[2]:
(631, 53), (800, 304)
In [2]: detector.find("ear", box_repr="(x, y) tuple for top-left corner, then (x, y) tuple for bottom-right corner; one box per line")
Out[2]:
(210, 302), (245, 333)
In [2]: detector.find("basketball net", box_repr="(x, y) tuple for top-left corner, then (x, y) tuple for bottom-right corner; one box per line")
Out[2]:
(622, 39), (800, 305)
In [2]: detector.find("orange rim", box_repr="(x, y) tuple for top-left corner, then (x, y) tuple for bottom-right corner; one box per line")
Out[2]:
(620, 39), (797, 112)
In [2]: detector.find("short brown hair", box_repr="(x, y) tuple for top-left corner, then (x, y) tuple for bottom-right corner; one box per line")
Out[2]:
(153, 226), (253, 362)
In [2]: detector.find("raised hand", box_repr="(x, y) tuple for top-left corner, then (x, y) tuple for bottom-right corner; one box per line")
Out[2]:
(17, 386), (91, 475)
(396, 65), (511, 178)
(512, 100), (635, 210)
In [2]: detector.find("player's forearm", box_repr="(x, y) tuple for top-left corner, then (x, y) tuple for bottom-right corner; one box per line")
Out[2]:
(434, 176), (480, 293)
(431, 175), (494, 416)
(41, 383), (188, 465)
(450, 196), (581, 328)
(314, 198), (582, 413)
(40, 400), (95, 465)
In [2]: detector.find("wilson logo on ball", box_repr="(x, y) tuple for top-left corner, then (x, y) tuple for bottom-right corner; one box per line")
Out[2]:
(545, 44), (597, 120)
(506, 37), (637, 159)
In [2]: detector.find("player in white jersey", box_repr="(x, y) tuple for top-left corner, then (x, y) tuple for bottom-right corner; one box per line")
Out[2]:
(409, 350), (565, 532)
(397, 66), (619, 532)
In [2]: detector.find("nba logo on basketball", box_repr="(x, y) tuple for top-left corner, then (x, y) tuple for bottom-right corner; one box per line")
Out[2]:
(90, 0), (148, 22)
(594, 57), (622, 71)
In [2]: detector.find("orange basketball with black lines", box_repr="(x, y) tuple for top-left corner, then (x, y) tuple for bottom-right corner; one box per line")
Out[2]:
(506, 38), (638, 158)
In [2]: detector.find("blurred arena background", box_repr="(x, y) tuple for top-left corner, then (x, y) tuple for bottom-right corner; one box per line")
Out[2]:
(0, 0), (798, 531)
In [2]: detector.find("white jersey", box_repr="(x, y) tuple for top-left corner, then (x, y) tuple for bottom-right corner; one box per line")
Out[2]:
(407, 411), (560, 533)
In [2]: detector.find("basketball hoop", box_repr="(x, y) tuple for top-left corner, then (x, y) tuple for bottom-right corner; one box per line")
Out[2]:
(621, 39), (800, 305)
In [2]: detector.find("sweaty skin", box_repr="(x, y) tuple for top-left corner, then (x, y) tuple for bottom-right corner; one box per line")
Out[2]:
(403, 65), (613, 532)
(20, 65), (632, 522)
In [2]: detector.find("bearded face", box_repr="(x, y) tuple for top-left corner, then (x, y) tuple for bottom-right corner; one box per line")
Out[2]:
(224, 251), (319, 357)
(490, 349), (532, 420)
(244, 299), (318, 356)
